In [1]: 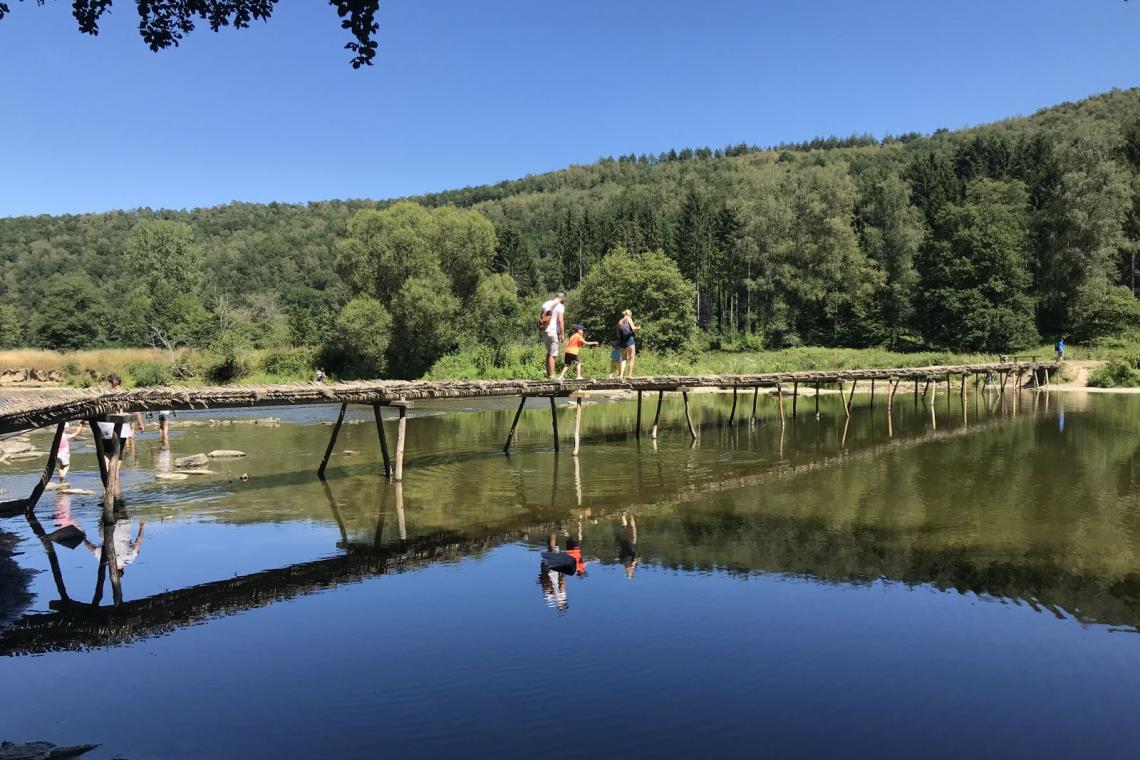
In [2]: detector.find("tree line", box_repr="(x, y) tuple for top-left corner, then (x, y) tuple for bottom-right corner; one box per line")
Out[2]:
(1, 88), (1139, 379)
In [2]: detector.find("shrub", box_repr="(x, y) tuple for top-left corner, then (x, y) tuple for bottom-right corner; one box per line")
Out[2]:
(322, 296), (392, 379)
(261, 347), (316, 378)
(127, 361), (173, 387)
(200, 332), (252, 383)
(1087, 359), (1140, 388)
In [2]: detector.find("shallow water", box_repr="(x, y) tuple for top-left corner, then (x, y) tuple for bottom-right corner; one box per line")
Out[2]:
(1, 388), (1139, 758)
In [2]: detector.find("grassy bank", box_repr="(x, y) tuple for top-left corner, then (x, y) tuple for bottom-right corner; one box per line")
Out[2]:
(1, 341), (1110, 388)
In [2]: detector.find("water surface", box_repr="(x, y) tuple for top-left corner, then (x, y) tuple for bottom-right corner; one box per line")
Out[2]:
(1, 389), (1138, 758)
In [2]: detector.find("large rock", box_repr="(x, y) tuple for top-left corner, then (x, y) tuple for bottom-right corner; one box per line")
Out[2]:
(174, 453), (209, 468)
(0, 440), (32, 455)
(208, 450), (247, 458)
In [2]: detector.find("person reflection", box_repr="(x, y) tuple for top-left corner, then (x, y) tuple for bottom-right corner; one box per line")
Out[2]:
(615, 513), (639, 579)
(540, 532), (569, 612)
(84, 514), (145, 574)
(52, 491), (78, 529)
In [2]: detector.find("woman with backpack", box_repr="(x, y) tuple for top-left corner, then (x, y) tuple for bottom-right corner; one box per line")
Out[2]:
(616, 309), (640, 378)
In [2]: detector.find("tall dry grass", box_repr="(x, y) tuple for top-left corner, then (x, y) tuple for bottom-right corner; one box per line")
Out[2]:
(0, 348), (171, 374)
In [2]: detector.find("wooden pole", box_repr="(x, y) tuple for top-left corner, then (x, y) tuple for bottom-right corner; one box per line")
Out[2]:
(870, 379), (875, 409)
(318, 402), (348, 478)
(752, 386), (759, 423)
(636, 390), (643, 438)
(26, 422), (65, 512)
(792, 381), (799, 419)
(777, 386), (786, 425)
(728, 386), (738, 426)
(102, 421), (123, 526)
(914, 378), (919, 404)
(503, 395), (528, 453)
(839, 382), (850, 417)
(922, 379), (931, 400)
(651, 391), (664, 439)
(847, 379), (858, 408)
(374, 404), (392, 478)
(549, 396), (560, 452)
(88, 419), (108, 488)
(814, 382), (820, 416)
(573, 396), (583, 456)
(887, 378), (896, 412)
(682, 391), (698, 439)
(394, 404), (407, 481)
(960, 374), (967, 397)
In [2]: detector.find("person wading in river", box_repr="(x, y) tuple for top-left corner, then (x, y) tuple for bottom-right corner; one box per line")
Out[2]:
(538, 291), (566, 379)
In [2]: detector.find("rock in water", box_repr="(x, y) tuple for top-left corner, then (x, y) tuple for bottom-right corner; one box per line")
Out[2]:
(254, 417), (281, 426)
(177, 469), (217, 475)
(208, 450), (247, 458)
(0, 440), (33, 455)
(0, 741), (98, 759)
(175, 453), (209, 468)
(155, 472), (189, 481)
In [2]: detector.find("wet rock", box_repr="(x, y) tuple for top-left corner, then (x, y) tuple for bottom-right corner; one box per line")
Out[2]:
(0, 741), (99, 759)
(254, 417), (281, 426)
(177, 469), (217, 475)
(7, 452), (41, 461)
(208, 450), (247, 459)
(175, 453), (209, 468)
(0, 440), (33, 455)
(155, 472), (189, 481)
(342, 449), (359, 456)
(59, 488), (95, 496)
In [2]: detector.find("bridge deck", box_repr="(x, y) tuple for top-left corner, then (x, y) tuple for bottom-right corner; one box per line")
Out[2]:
(0, 360), (1057, 436)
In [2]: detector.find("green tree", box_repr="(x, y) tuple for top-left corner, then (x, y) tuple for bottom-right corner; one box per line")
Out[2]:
(324, 296), (393, 379)
(433, 206), (497, 301)
(388, 277), (461, 378)
(1068, 281), (1140, 343)
(336, 202), (443, 305)
(464, 273), (525, 366)
(919, 179), (1040, 351)
(573, 247), (697, 351)
(32, 273), (109, 350)
(0, 303), (22, 348)
(124, 220), (204, 292)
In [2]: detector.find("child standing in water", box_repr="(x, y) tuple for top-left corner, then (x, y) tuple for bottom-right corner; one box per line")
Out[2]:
(56, 422), (80, 482)
(558, 324), (599, 381)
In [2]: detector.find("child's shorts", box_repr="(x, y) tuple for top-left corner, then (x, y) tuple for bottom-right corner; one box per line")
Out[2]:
(564, 354), (580, 366)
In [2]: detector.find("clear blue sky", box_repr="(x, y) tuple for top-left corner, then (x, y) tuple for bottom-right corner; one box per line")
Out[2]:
(1, 0), (1136, 217)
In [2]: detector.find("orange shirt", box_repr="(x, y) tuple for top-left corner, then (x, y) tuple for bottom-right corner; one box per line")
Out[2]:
(566, 547), (585, 575)
(565, 333), (585, 355)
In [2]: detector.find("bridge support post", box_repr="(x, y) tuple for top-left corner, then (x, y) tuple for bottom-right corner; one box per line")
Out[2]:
(102, 421), (123, 526)
(573, 396), (583, 456)
(25, 422), (65, 513)
(318, 402), (348, 478)
(728, 386), (738, 426)
(88, 419), (109, 488)
(374, 404), (392, 478)
(814, 383), (820, 416)
(636, 390), (642, 438)
(394, 404), (407, 482)
(503, 395), (528, 453)
(752, 386), (759, 423)
(682, 391), (697, 440)
(549, 396), (560, 452)
(651, 391), (664, 439)
(792, 382), (799, 419)
(777, 386), (786, 425)
(839, 382), (850, 417)
(869, 379), (875, 409)
(847, 380), (858, 409)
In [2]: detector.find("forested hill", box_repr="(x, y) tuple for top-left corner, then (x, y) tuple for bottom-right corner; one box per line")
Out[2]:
(2, 88), (1140, 374)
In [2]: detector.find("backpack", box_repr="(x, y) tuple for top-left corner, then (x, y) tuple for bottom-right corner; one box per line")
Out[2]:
(538, 305), (554, 331)
(616, 319), (633, 340)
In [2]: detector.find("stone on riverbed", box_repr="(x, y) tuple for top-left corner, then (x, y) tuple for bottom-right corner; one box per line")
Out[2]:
(59, 488), (95, 495)
(254, 417), (281, 426)
(208, 450), (247, 459)
(0, 440), (33, 455)
(0, 741), (99, 759)
(175, 453), (209, 468)
(177, 469), (217, 475)
(155, 472), (189, 481)
(7, 451), (41, 461)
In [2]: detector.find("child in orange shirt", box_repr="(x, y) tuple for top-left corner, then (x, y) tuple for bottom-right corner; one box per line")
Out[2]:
(558, 324), (599, 380)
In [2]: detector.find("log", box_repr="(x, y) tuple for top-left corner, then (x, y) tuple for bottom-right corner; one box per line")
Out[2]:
(318, 402), (348, 478)
(374, 404), (392, 477)
(394, 405), (407, 481)
(503, 395), (528, 453)
(650, 391), (664, 439)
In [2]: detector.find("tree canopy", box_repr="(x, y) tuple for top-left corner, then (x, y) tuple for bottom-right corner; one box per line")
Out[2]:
(0, 0), (380, 67)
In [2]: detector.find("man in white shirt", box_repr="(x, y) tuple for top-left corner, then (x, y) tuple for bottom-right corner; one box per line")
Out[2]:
(538, 291), (566, 378)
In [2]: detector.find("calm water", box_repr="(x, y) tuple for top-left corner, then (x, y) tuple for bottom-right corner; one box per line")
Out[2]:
(1, 388), (1139, 758)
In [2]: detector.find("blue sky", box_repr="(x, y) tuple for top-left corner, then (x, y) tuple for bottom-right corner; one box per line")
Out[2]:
(0, 0), (1136, 217)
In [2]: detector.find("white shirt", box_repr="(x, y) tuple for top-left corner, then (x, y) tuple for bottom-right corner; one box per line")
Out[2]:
(97, 420), (133, 439)
(541, 299), (564, 338)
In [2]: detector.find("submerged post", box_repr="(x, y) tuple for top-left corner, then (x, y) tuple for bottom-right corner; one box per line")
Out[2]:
(549, 396), (560, 452)
(752, 386), (759, 423)
(728, 386), (738, 426)
(374, 404), (392, 478)
(26, 422), (65, 512)
(870, 379), (875, 409)
(682, 391), (698, 439)
(792, 381), (799, 419)
(650, 390), (664, 439)
(318, 402), (348, 478)
(503, 395), (528, 453)
(393, 403), (407, 482)
(815, 382), (820, 416)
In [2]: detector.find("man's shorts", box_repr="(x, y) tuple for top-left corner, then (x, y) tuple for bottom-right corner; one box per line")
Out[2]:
(542, 332), (559, 358)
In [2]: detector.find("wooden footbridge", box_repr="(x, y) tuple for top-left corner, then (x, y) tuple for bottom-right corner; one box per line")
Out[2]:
(0, 360), (1058, 528)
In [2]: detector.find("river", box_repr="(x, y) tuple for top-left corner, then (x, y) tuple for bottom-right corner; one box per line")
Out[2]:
(1, 389), (1138, 758)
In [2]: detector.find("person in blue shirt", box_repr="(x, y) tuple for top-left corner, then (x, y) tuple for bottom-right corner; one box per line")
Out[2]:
(1056, 337), (1066, 361)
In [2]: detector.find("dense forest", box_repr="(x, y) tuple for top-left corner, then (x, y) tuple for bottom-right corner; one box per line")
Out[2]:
(2, 88), (1140, 379)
